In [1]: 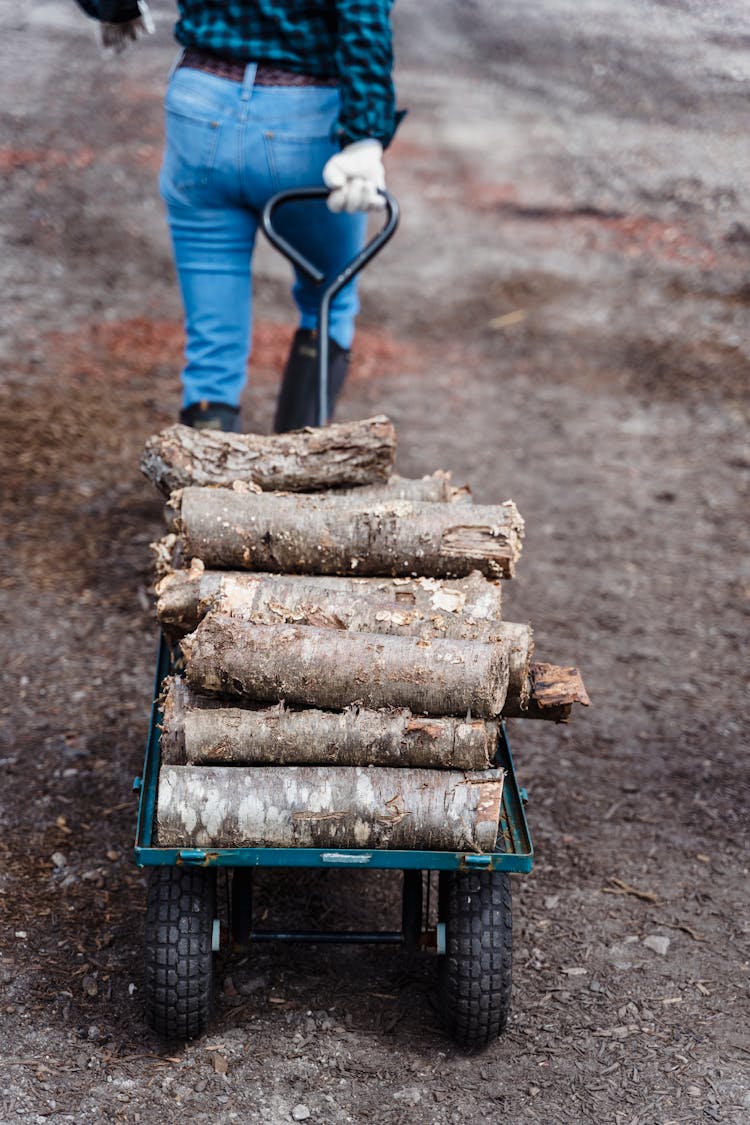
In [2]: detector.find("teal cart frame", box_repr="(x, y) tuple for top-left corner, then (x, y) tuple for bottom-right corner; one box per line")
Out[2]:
(134, 638), (533, 876)
(134, 632), (532, 1045)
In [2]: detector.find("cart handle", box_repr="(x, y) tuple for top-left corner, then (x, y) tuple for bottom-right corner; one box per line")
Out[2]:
(260, 187), (399, 425)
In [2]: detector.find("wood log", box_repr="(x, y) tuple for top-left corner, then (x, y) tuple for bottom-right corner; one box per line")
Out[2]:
(160, 677), (496, 769)
(155, 565), (504, 638)
(332, 472), (471, 505)
(140, 415), (396, 496)
(205, 583), (531, 710)
(158, 473), (470, 535)
(155, 764), (505, 852)
(182, 614), (510, 717)
(173, 489), (524, 579)
(206, 576), (504, 640)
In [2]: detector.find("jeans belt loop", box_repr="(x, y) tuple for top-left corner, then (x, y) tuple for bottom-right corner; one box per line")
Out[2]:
(167, 47), (185, 81)
(241, 62), (258, 100)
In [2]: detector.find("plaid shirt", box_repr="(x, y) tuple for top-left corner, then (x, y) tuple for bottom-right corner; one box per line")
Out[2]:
(79, 1), (402, 148)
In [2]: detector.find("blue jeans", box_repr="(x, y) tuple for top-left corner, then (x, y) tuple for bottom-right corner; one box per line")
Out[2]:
(159, 62), (367, 409)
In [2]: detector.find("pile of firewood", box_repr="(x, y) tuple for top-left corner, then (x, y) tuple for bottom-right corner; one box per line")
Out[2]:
(141, 416), (589, 854)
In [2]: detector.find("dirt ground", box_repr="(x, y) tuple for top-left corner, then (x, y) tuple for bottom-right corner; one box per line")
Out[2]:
(1, 1), (749, 1122)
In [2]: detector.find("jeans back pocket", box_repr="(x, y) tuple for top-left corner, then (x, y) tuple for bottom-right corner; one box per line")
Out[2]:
(160, 73), (225, 204)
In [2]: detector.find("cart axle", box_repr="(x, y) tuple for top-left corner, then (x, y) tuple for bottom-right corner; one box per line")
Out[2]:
(240, 929), (405, 945)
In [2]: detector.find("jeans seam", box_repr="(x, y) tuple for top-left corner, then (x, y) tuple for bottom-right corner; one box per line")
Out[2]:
(262, 131), (280, 193)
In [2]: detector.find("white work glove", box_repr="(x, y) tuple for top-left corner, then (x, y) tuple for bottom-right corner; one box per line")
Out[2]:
(101, 0), (154, 54)
(323, 140), (386, 214)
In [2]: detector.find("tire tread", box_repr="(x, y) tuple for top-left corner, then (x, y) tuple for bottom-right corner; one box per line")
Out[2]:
(144, 866), (215, 1040)
(439, 870), (512, 1050)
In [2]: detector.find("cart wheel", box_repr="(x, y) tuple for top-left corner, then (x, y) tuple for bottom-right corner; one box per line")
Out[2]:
(144, 866), (216, 1040)
(437, 870), (512, 1051)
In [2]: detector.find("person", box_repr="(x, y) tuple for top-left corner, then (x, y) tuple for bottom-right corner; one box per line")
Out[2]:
(75, 1), (403, 433)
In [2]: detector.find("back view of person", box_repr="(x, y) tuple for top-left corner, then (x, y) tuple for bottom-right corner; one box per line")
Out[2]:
(77, 0), (403, 432)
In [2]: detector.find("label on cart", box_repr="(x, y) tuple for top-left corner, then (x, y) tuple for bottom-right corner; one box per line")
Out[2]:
(320, 852), (373, 864)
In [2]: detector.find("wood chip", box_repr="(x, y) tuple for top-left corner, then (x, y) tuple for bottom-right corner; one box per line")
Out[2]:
(530, 663), (591, 709)
(654, 919), (706, 942)
(211, 1054), (229, 1076)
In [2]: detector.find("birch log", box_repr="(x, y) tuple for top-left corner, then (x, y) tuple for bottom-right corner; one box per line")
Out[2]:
(205, 584), (531, 710)
(182, 614), (510, 717)
(140, 415), (396, 496)
(160, 677), (496, 769)
(173, 489), (524, 579)
(155, 566), (504, 638)
(156, 764), (505, 852)
(205, 576), (505, 640)
(332, 472), (471, 505)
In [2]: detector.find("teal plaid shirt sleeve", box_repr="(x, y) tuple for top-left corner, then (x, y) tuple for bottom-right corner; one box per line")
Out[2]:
(171, 0), (403, 148)
(333, 0), (401, 148)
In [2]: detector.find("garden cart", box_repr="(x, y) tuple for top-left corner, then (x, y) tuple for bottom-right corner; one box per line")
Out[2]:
(133, 190), (534, 1050)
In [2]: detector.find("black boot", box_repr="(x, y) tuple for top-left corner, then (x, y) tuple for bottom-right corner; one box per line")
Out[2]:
(180, 400), (241, 433)
(273, 328), (350, 433)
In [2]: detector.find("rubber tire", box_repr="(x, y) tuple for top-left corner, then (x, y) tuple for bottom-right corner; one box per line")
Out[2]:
(144, 866), (216, 1040)
(438, 870), (512, 1051)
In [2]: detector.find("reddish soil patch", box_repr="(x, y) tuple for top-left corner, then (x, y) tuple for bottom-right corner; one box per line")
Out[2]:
(38, 316), (426, 392)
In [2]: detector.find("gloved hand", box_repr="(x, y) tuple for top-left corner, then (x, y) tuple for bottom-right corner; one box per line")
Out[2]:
(101, 0), (154, 53)
(323, 140), (386, 213)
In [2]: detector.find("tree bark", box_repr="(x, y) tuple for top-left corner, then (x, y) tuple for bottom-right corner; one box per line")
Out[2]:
(332, 472), (471, 505)
(503, 662), (591, 722)
(182, 614), (510, 717)
(173, 489), (524, 579)
(160, 677), (496, 769)
(204, 575), (507, 639)
(140, 415), (396, 496)
(155, 764), (505, 852)
(155, 565), (504, 638)
(205, 583), (531, 710)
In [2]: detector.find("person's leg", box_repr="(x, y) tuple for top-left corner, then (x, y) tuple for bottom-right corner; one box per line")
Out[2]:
(160, 66), (257, 426)
(254, 87), (367, 428)
(283, 202), (367, 351)
(274, 205), (366, 430)
(272, 325), (349, 431)
(164, 198), (256, 412)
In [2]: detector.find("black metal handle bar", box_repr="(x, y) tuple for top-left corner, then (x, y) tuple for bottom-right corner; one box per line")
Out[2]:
(261, 187), (399, 425)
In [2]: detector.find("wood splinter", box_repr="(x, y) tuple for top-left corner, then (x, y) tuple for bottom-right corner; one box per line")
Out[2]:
(503, 662), (591, 722)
